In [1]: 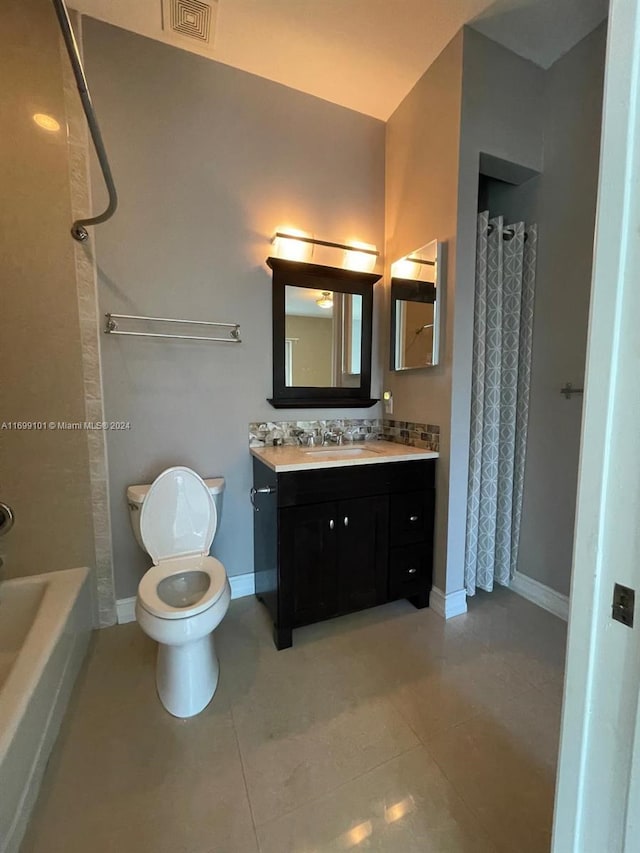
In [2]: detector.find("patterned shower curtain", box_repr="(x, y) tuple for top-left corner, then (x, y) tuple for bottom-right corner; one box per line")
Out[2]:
(464, 210), (538, 595)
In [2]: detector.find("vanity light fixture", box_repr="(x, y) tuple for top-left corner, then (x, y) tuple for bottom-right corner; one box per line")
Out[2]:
(316, 291), (334, 309)
(272, 230), (379, 270)
(33, 113), (61, 132)
(391, 257), (418, 279)
(343, 240), (378, 273)
(391, 254), (435, 282)
(271, 228), (313, 262)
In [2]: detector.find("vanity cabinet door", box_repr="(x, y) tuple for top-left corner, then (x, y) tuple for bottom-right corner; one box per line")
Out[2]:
(280, 503), (339, 628)
(337, 495), (389, 613)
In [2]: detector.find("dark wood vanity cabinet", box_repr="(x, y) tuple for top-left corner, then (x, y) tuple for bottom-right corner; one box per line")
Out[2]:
(252, 457), (435, 649)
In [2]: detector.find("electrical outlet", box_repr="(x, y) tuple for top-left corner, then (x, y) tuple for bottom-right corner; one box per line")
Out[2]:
(383, 390), (393, 415)
(612, 583), (635, 627)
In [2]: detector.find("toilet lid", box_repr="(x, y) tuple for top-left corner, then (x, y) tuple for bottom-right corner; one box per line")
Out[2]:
(139, 467), (217, 564)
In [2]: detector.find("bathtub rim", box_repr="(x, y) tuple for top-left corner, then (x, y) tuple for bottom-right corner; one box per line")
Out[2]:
(0, 566), (90, 765)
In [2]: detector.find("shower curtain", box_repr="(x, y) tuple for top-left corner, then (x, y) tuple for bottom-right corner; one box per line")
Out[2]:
(464, 210), (538, 595)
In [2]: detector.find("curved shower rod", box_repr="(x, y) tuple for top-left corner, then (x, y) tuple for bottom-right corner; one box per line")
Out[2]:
(52, 0), (117, 241)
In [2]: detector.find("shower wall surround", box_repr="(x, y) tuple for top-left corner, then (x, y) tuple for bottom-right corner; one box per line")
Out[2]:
(249, 420), (440, 452)
(1, 2), (104, 616)
(61, 13), (116, 626)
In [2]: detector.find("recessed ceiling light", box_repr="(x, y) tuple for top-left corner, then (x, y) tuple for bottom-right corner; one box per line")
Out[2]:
(33, 113), (61, 132)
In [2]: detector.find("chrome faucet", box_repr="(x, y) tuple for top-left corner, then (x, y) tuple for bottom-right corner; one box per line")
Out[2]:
(292, 429), (317, 447)
(323, 430), (343, 445)
(290, 428), (305, 445)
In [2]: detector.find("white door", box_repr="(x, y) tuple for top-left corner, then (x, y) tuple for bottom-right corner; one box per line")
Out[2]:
(552, 0), (640, 849)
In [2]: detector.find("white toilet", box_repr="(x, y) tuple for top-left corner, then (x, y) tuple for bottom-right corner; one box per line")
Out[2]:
(127, 466), (230, 718)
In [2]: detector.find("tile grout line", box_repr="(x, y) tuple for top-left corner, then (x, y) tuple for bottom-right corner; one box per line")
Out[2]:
(415, 714), (516, 852)
(228, 701), (262, 853)
(391, 691), (482, 747)
(251, 742), (422, 833)
(233, 598), (419, 809)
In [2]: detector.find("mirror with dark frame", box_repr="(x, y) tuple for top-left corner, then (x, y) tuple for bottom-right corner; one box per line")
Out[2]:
(390, 240), (442, 371)
(267, 258), (381, 408)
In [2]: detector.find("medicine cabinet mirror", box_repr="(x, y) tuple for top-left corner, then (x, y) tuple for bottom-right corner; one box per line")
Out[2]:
(390, 239), (442, 371)
(267, 258), (381, 408)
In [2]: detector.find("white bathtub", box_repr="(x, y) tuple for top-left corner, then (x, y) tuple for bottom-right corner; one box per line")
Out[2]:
(0, 567), (92, 853)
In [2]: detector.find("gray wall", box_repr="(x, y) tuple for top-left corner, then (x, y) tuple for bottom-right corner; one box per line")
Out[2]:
(385, 29), (545, 594)
(82, 18), (385, 599)
(487, 24), (606, 596)
(384, 32), (464, 592)
(0, 0), (96, 582)
(386, 25), (603, 599)
(449, 30), (544, 594)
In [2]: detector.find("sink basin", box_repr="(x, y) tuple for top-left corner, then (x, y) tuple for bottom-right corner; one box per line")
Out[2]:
(302, 446), (379, 456)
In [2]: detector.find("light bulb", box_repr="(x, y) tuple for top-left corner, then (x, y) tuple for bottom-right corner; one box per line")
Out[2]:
(391, 257), (417, 279)
(272, 228), (313, 262)
(344, 240), (376, 272)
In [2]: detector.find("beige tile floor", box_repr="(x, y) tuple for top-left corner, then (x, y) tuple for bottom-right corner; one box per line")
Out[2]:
(22, 588), (566, 853)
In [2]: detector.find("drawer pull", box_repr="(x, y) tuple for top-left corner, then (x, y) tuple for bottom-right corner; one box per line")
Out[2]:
(408, 567), (417, 574)
(409, 515), (419, 522)
(343, 516), (349, 528)
(329, 519), (335, 530)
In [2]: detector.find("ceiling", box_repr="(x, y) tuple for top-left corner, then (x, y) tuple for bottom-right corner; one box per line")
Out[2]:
(285, 287), (364, 319)
(286, 285), (336, 318)
(70, 0), (608, 120)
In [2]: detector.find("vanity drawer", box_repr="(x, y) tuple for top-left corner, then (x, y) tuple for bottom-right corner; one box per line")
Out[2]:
(388, 543), (430, 600)
(277, 463), (389, 507)
(389, 490), (434, 546)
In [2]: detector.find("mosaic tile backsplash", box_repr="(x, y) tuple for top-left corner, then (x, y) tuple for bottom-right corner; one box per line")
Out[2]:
(249, 419), (381, 447)
(249, 419), (440, 452)
(381, 419), (440, 452)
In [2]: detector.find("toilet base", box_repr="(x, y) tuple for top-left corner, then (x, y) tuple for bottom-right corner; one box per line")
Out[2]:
(156, 633), (220, 718)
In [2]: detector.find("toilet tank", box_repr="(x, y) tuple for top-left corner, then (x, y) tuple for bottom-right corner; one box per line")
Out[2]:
(127, 476), (225, 553)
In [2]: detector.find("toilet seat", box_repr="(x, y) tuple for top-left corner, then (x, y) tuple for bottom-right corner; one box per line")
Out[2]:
(138, 555), (227, 620)
(139, 466), (218, 564)
(138, 466), (226, 620)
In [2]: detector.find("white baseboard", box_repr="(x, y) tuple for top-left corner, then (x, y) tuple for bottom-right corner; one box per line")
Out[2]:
(430, 586), (468, 619)
(510, 570), (569, 621)
(229, 572), (255, 599)
(116, 572), (256, 625)
(116, 596), (136, 624)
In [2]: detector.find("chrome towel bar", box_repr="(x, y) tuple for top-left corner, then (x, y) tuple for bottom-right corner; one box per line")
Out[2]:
(104, 313), (241, 343)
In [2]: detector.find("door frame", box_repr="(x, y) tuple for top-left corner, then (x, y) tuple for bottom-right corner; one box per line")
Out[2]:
(552, 0), (640, 849)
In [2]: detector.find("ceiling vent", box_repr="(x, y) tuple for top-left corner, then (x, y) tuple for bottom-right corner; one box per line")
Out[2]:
(161, 0), (218, 48)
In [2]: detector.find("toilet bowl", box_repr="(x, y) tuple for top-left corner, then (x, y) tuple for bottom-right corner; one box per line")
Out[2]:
(128, 466), (230, 718)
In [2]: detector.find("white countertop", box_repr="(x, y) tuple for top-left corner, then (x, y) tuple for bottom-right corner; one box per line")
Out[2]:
(250, 440), (439, 473)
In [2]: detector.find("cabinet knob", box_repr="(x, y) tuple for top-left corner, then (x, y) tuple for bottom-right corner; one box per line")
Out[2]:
(408, 567), (417, 574)
(409, 515), (419, 522)
(343, 516), (349, 527)
(329, 519), (335, 530)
